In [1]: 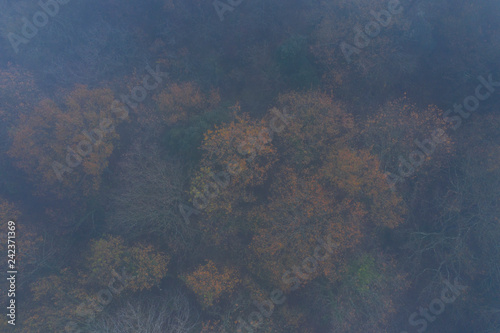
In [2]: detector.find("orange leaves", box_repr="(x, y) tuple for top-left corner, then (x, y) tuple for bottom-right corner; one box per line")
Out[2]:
(86, 236), (126, 280)
(363, 96), (454, 170)
(248, 166), (363, 288)
(8, 85), (118, 197)
(85, 236), (170, 292)
(273, 91), (354, 166)
(185, 260), (240, 307)
(0, 197), (44, 277)
(185, 91), (407, 292)
(320, 148), (406, 228)
(202, 111), (275, 167)
(201, 320), (222, 332)
(26, 268), (90, 332)
(127, 244), (170, 292)
(24, 235), (169, 331)
(0, 197), (20, 223)
(237, 92), (406, 289)
(187, 107), (280, 246)
(191, 111), (276, 215)
(153, 82), (220, 125)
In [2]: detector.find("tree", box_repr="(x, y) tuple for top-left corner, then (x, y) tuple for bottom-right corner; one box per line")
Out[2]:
(0, 64), (41, 194)
(0, 196), (20, 224)
(402, 114), (500, 332)
(8, 85), (119, 198)
(309, 0), (411, 99)
(189, 91), (406, 292)
(89, 290), (199, 333)
(0, 197), (49, 288)
(189, 106), (277, 244)
(184, 260), (240, 308)
(106, 140), (189, 253)
(303, 252), (409, 333)
(249, 167), (363, 289)
(244, 92), (405, 288)
(319, 148), (405, 229)
(153, 81), (220, 126)
(270, 91), (355, 169)
(84, 235), (170, 292)
(361, 96), (454, 179)
(23, 235), (169, 332)
(24, 268), (91, 332)
(0, 63), (40, 118)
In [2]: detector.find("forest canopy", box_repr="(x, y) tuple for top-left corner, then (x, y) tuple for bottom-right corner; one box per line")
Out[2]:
(0, 0), (499, 332)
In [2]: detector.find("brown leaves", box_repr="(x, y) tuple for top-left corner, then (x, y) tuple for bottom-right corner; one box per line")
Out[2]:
(188, 91), (407, 291)
(362, 96), (454, 172)
(8, 85), (118, 198)
(272, 91), (354, 166)
(190, 109), (277, 215)
(85, 235), (170, 292)
(185, 260), (240, 307)
(153, 81), (220, 125)
(320, 148), (406, 229)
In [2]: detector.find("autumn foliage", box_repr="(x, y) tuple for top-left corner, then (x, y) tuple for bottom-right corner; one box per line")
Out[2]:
(361, 96), (454, 182)
(190, 107), (276, 216)
(154, 82), (220, 125)
(84, 235), (170, 292)
(3, 1), (496, 331)
(192, 91), (406, 292)
(8, 85), (119, 197)
(185, 260), (240, 307)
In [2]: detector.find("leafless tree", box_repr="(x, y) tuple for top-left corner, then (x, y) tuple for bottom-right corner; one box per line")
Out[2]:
(89, 290), (199, 333)
(106, 140), (190, 251)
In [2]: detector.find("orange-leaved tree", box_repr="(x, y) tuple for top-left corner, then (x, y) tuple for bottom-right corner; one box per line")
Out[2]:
(189, 106), (277, 244)
(184, 260), (240, 308)
(361, 96), (454, 185)
(8, 85), (119, 198)
(190, 108), (276, 212)
(153, 81), (220, 125)
(0, 197), (47, 284)
(25, 268), (91, 332)
(84, 235), (170, 292)
(248, 166), (364, 290)
(191, 91), (406, 291)
(24, 235), (169, 332)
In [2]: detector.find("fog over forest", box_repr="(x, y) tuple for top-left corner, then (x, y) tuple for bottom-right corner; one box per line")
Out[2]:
(0, 0), (499, 332)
